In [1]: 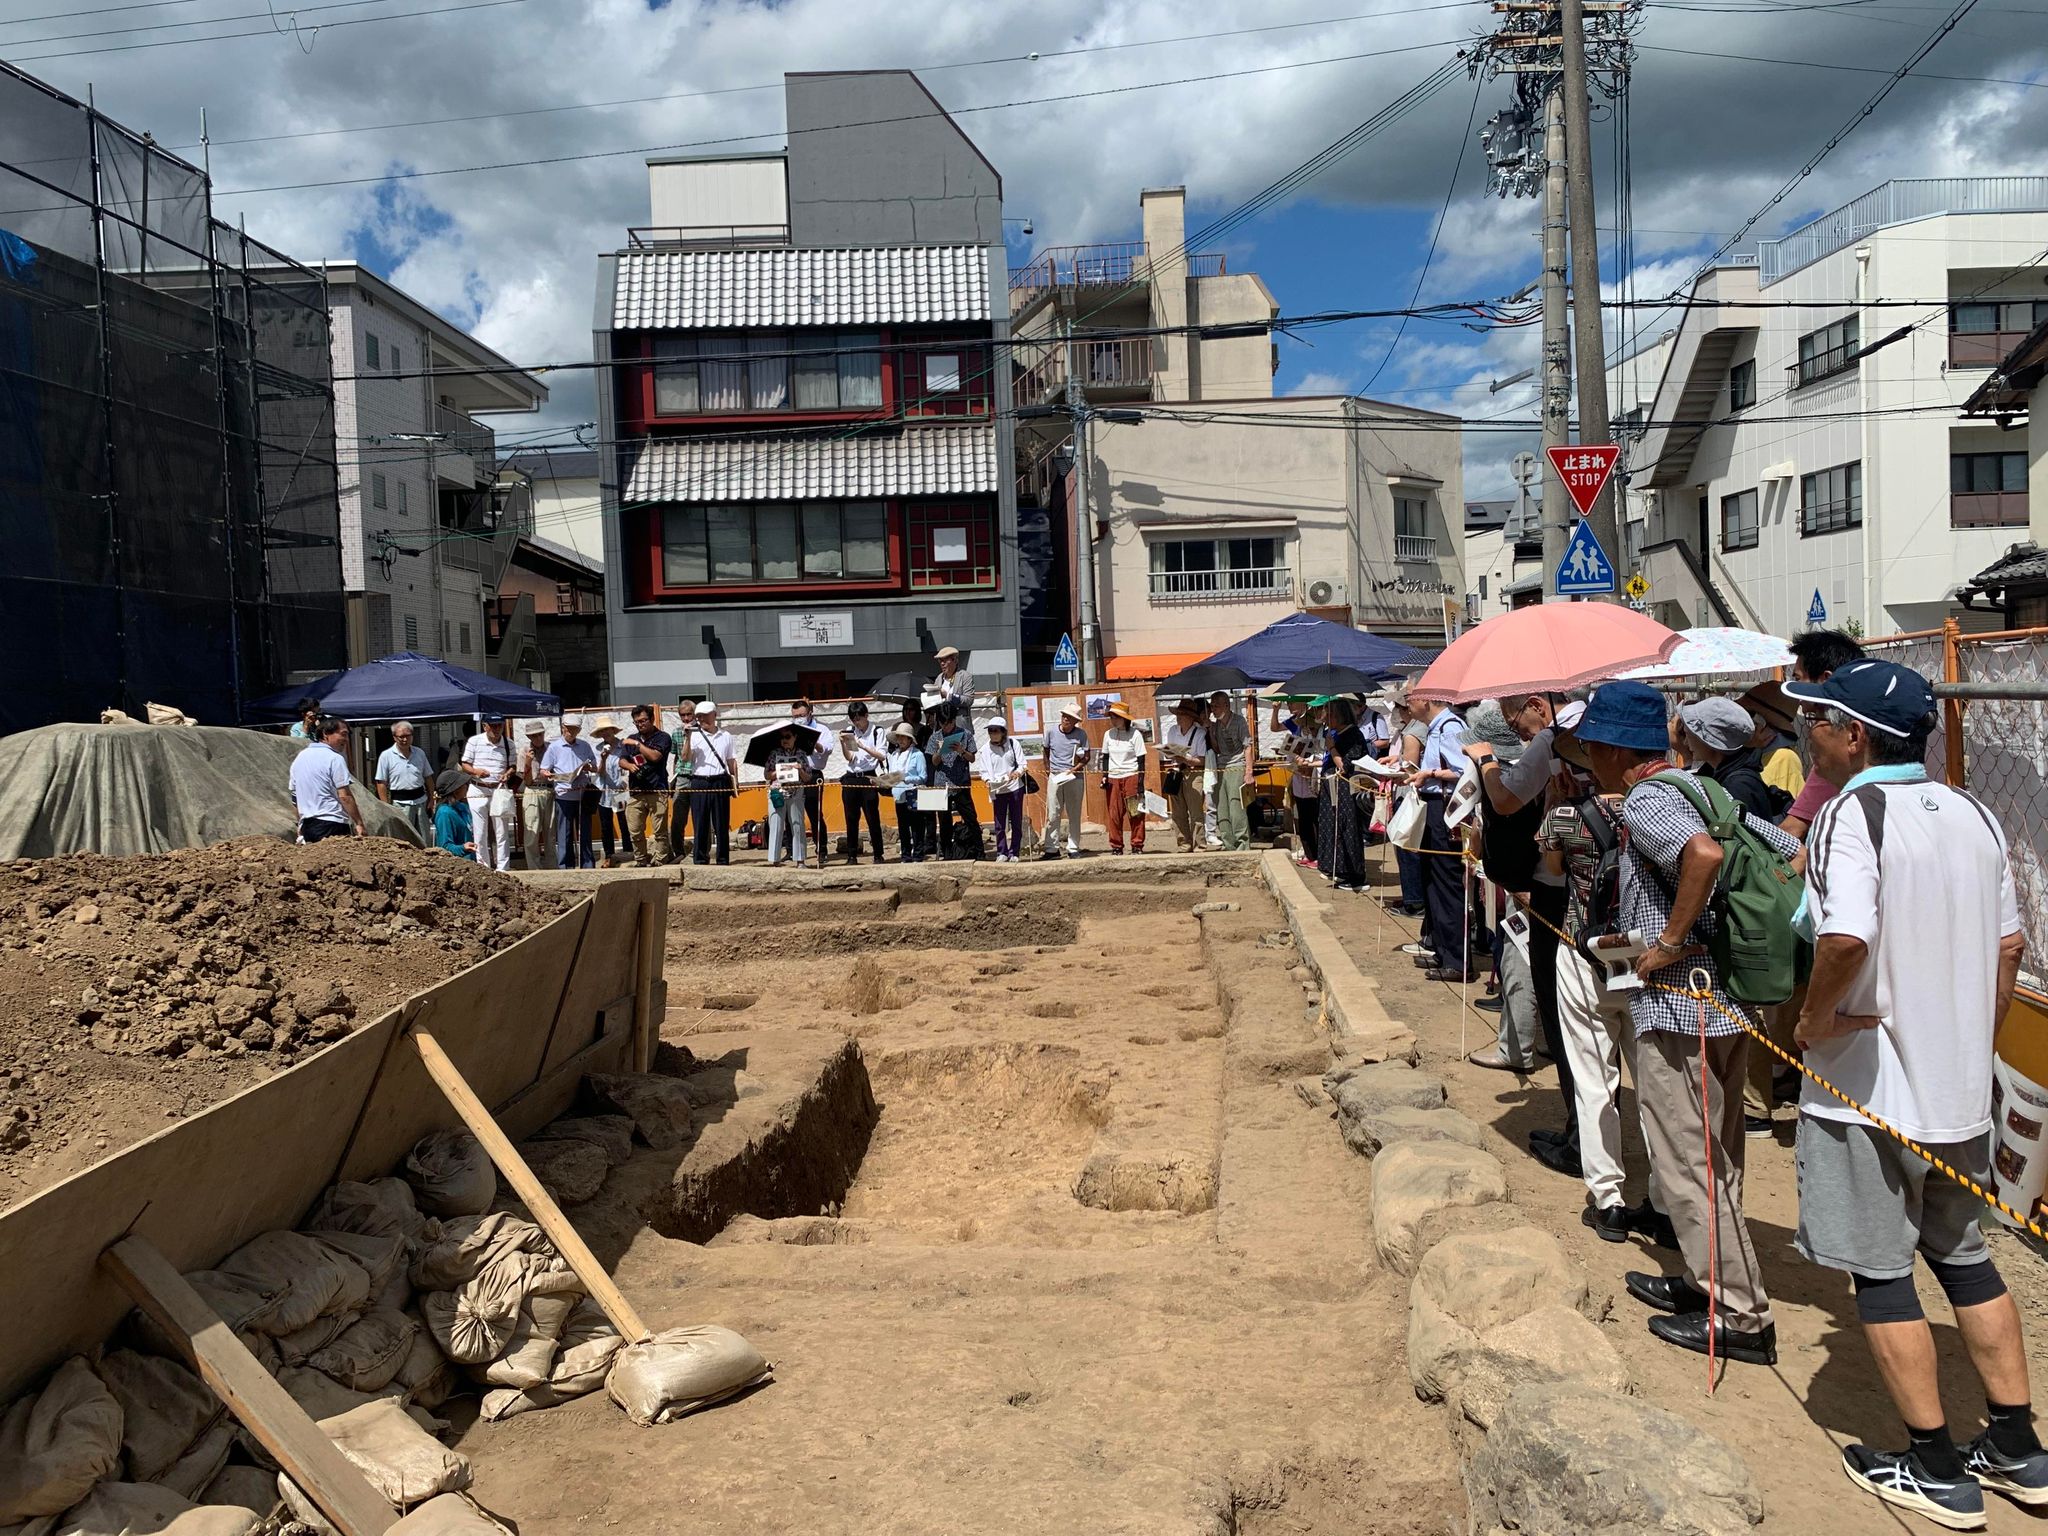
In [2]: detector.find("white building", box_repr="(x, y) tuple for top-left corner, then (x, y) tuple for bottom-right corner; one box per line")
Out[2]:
(498, 449), (603, 570)
(1629, 178), (2048, 637)
(322, 265), (548, 667)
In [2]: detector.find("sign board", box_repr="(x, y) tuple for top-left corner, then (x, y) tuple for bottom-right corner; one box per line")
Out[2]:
(1807, 589), (1828, 626)
(1555, 518), (1617, 596)
(1624, 573), (1649, 602)
(1442, 597), (1463, 647)
(1052, 633), (1079, 672)
(777, 611), (853, 649)
(1545, 444), (1620, 518)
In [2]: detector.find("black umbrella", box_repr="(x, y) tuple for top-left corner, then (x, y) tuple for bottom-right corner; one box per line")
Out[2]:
(1278, 663), (1380, 699)
(1154, 662), (1255, 699)
(869, 671), (927, 703)
(742, 721), (822, 770)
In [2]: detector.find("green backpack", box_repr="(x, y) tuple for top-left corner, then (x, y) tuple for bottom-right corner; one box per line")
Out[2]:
(1646, 771), (1807, 1007)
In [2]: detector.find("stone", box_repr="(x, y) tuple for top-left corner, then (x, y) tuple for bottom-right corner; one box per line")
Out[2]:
(1466, 1382), (1762, 1536)
(1409, 1227), (1586, 1402)
(1343, 1103), (1488, 1160)
(1190, 900), (1240, 914)
(212, 986), (272, 1028)
(73, 904), (100, 925)
(585, 1071), (699, 1151)
(526, 1114), (635, 1166)
(236, 1022), (275, 1051)
(291, 977), (353, 1019)
(1072, 1150), (1217, 1214)
(308, 1013), (352, 1043)
(1370, 1141), (1509, 1275)
(1325, 1059), (1446, 1111)
(517, 1137), (609, 1205)
(1292, 1076), (1332, 1110)
(1455, 1307), (1629, 1431)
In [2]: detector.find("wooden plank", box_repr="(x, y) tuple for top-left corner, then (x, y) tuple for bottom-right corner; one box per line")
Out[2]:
(494, 997), (636, 1145)
(541, 880), (664, 1079)
(102, 1237), (396, 1536)
(412, 1029), (652, 1344)
(634, 898), (659, 1073)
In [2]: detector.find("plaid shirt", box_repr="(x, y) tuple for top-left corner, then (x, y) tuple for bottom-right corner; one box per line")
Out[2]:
(1619, 770), (1800, 1038)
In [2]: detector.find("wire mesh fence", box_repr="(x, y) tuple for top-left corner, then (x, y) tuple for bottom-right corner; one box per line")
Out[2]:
(1957, 632), (2048, 988)
(0, 60), (344, 733)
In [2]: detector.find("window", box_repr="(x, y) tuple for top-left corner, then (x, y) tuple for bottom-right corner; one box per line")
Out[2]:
(556, 581), (574, 615)
(1799, 461), (1862, 535)
(1950, 300), (2048, 335)
(1796, 316), (1859, 386)
(1395, 497), (1429, 539)
(371, 472), (387, 510)
(925, 353), (962, 394)
(458, 621), (471, 654)
(1951, 451), (2029, 528)
(397, 481), (408, 515)
(660, 501), (891, 587)
(907, 502), (998, 589)
(1729, 358), (1756, 411)
(403, 615), (418, 649)
(364, 332), (380, 371)
(1147, 536), (1287, 600)
(1720, 489), (1759, 552)
(652, 332), (883, 416)
(388, 344), (401, 375)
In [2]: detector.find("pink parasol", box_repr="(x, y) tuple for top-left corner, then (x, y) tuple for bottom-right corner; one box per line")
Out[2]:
(1408, 604), (1684, 703)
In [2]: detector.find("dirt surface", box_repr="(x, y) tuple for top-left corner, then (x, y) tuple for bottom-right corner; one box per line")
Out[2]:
(1327, 849), (2048, 1534)
(0, 838), (563, 1208)
(460, 875), (1465, 1534)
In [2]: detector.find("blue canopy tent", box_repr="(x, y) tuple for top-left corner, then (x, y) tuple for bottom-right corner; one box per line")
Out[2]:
(1199, 614), (1429, 685)
(243, 652), (560, 725)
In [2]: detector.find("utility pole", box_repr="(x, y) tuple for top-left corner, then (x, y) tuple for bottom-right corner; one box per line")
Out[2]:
(1539, 82), (1572, 597)
(1560, 0), (1619, 584)
(1064, 323), (1101, 684)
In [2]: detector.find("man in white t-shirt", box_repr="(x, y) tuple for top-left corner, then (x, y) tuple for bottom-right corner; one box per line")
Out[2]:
(458, 715), (517, 872)
(1785, 659), (2043, 1527)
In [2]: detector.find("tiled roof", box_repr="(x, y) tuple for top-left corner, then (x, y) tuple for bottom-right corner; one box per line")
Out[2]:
(624, 426), (996, 503)
(612, 246), (990, 329)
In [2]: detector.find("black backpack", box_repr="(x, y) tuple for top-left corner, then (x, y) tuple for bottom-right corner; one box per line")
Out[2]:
(1479, 790), (1546, 892)
(1569, 794), (1627, 972)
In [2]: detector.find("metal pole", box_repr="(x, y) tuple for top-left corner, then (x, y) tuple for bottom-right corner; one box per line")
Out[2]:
(1539, 84), (1571, 599)
(1560, 0), (1619, 582)
(1065, 323), (1101, 684)
(85, 95), (130, 712)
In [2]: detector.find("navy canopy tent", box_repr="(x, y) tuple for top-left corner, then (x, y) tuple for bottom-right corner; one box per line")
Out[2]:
(1199, 614), (1429, 685)
(243, 652), (560, 725)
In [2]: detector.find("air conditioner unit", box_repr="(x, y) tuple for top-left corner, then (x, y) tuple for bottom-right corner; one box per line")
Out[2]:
(1304, 579), (1343, 607)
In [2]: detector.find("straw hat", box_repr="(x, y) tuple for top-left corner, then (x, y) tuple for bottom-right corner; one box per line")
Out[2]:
(1105, 702), (1134, 723)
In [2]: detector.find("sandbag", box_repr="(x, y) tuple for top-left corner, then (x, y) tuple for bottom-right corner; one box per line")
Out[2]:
(474, 1292), (578, 1391)
(307, 1231), (407, 1301)
(158, 1421), (235, 1503)
(272, 1368), (401, 1426)
(514, 1140), (608, 1206)
(605, 1326), (771, 1427)
(193, 1468), (275, 1519)
(409, 1215), (547, 1295)
(271, 1312), (352, 1369)
(50, 1482), (257, 1536)
(391, 1328), (456, 1411)
(308, 1310), (418, 1395)
(94, 1353), (221, 1487)
(316, 1400), (471, 1507)
(387, 1495), (512, 1534)
(125, 1275), (284, 1363)
(418, 1285), (519, 1368)
(404, 1133), (495, 1219)
(303, 1179), (432, 1249)
(211, 1232), (370, 1338)
(475, 1299), (621, 1422)
(525, 1115), (634, 1167)
(0, 1358), (126, 1523)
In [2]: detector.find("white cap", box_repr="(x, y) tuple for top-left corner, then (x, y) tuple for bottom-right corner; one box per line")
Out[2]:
(696, 700), (719, 714)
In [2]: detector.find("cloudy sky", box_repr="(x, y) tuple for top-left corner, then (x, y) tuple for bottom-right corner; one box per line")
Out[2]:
(9, 0), (2046, 500)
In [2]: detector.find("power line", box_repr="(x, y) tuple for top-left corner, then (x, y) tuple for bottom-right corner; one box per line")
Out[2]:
(9, 0), (535, 59)
(1637, 40), (2047, 89)
(3, 0), (427, 47)
(0, 0), (220, 26)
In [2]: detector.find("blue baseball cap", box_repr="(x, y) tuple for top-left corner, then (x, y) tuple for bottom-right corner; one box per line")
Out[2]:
(1572, 680), (1671, 754)
(1781, 658), (1934, 738)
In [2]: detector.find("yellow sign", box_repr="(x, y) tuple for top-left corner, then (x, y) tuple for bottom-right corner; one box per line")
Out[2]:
(1624, 572), (1649, 601)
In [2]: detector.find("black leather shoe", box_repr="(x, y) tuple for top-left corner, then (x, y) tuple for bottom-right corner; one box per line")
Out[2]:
(1631, 1201), (1680, 1252)
(1474, 994), (1505, 1014)
(1530, 1137), (1583, 1178)
(1582, 1203), (1633, 1243)
(1648, 1312), (1778, 1366)
(1529, 1126), (1570, 1148)
(1625, 1271), (1710, 1315)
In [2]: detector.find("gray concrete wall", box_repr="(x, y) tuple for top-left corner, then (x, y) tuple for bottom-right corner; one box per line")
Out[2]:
(784, 72), (1003, 247)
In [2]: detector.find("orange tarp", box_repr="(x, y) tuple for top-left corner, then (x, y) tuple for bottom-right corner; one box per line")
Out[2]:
(1102, 652), (1208, 681)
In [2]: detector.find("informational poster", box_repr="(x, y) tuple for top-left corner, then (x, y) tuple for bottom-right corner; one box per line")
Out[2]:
(915, 787), (951, 812)
(1010, 695), (1041, 735)
(1085, 691), (1122, 720)
(1142, 791), (1169, 820)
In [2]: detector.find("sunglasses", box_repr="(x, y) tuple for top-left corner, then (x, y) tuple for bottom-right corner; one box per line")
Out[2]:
(1797, 706), (1834, 726)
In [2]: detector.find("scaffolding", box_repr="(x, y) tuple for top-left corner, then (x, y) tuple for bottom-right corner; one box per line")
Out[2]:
(0, 61), (344, 733)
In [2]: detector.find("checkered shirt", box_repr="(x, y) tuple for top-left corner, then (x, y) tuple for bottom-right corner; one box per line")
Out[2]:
(1618, 770), (1801, 1038)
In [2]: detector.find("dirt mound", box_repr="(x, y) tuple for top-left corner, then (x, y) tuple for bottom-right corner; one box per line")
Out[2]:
(0, 837), (565, 1208)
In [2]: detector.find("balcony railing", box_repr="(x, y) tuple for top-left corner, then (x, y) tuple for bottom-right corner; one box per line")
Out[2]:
(433, 401), (494, 467)
(1758, 177), (2048, 285)
(1148, 567), (1291, 603)
(1009, 241), (1227, 306)
(627, 223), (790, 248)
(1952, 491), (2029, 529)
(1013, 335), (1155, 407)
(1950, 329), (2035, 369)
(1395, 534), (1439, 565)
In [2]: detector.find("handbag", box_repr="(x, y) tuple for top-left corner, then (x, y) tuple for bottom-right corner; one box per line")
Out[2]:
(1161, 766), (1183, 795)
(487, 784), (515, 820)
(1387, 787), (1427, 851)
(1021, 771), (1041, 795)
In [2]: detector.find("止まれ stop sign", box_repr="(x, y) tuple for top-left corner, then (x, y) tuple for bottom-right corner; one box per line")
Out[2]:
(1545, 444), (1620, 518)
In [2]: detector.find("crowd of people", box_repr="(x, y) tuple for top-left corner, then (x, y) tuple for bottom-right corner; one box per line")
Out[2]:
(1278, 628), (2043, 1530)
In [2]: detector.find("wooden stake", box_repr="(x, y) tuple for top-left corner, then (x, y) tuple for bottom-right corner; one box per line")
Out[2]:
(634, 898), (659, 1074)
(102, 1236), (396, 1536)
(411, 1028), (652, 1343)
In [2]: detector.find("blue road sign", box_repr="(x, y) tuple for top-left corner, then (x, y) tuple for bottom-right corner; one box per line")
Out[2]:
(1555, 519), (1617, 596)
(1807, 589), (1828, 626)
(1053, 633), (1080, 671)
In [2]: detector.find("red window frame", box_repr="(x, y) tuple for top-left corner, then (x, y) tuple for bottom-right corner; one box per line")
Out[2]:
(905, 500), (999, 590)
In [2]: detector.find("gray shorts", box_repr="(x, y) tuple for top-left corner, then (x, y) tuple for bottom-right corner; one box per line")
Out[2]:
(1794, 1115), (1991, 1280)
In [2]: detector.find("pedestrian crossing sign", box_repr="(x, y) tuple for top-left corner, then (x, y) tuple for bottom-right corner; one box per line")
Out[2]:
(1555, 519), (1617, 596)
(1053, 633), (1079, 671)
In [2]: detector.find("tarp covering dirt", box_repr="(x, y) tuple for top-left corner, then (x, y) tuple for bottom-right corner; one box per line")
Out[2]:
(0, 724), (418, 860)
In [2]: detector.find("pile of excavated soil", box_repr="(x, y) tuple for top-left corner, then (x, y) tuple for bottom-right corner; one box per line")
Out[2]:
(0, 837), (565, 1208)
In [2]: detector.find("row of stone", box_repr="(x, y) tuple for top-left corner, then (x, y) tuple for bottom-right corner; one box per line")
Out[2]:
(1326, 1059), (1765, 1536)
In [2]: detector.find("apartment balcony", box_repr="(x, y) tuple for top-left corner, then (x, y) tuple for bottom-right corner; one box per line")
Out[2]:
(1013, 335), (1155, 408)
(1395, 534), (1439, 565)
(1952, 491), (2029, 529)
(1148, 566), (1291, 603)
(1009, 241), (1226, 315)
(432, 401), (495, 487)
(1951, 329), (2039, 369)
(1758, 176), (2048, 285)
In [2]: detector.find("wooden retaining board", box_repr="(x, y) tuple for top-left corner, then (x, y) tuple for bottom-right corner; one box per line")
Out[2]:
(0, 878), (666, 1403)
